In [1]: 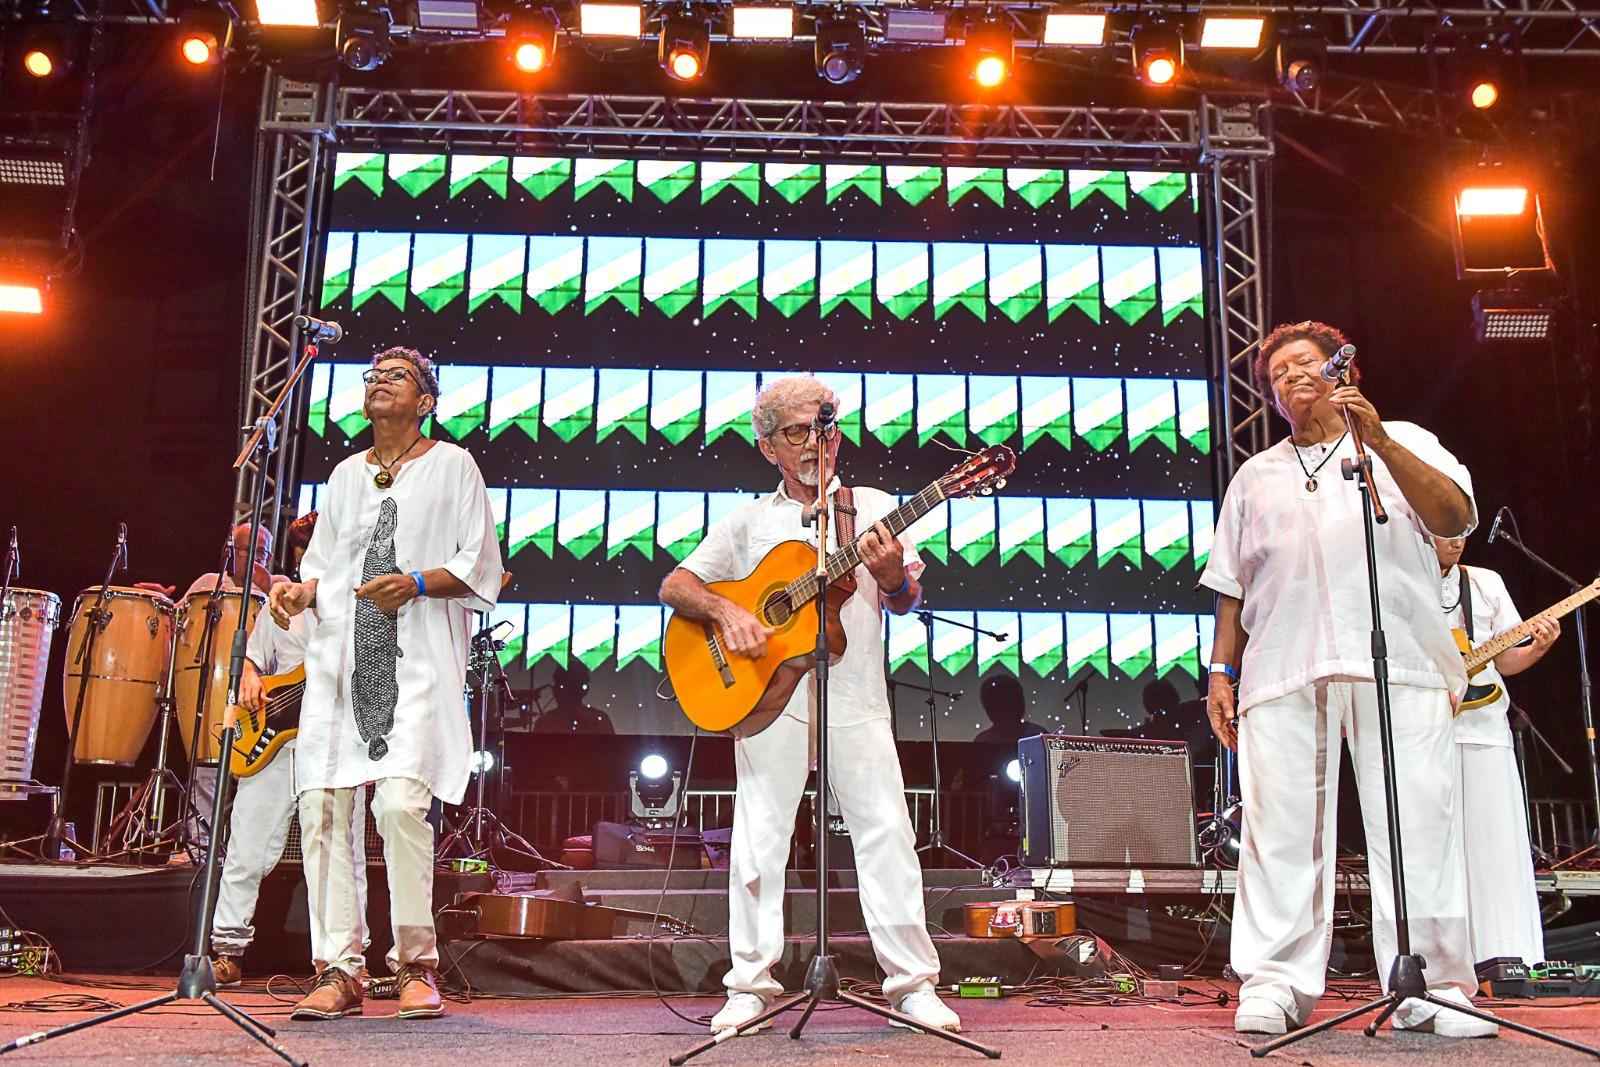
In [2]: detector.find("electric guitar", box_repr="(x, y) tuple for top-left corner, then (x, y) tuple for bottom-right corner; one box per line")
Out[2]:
(664, 445), (1017, 737)
(228, 664), (306, 777)
(1454, 576), (1600, 714)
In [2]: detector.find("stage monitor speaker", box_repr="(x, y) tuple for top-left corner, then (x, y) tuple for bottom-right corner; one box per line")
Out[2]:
(1018, 733), (1198, 868)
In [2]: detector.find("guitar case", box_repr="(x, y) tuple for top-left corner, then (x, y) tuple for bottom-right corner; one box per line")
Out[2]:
(592, 820), (705, 869)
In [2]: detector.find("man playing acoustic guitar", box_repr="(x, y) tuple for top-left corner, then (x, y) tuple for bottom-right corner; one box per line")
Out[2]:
(659, 375), (961, 1038)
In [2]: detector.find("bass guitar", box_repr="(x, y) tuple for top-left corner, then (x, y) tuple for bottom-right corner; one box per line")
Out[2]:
(664, 445), (1017, 736)
(1454, 576), (1600, 713)
(229, 664), (305, 777)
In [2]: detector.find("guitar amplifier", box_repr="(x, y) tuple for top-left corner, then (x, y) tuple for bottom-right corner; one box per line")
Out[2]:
(1019, 734), (1198, 868)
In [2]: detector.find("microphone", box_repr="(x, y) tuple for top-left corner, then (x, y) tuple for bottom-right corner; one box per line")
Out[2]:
(8, 526), (16, 568)
(812, 401), (837, 435)
(117, 522), (129, 571)
(293, 314), (344, 344)
(1319, 343), (1357, 383)
(1487, 506), (1509, 545)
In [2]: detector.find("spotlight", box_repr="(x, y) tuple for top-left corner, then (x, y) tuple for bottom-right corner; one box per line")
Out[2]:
(1470, 79), (1499, 110)
(1472, 291), (1557, 343)
(0, 282), (45, 315)
(1459, 40), (1510, 112)
(730, 5), (792, 40)
(23, 49), (55, 78)
(639, 753), (670, 780)
(1199, 15), (1264, 50)
(1274, 22), (1326, 93)
(16, 23), (75, 81)
(468, 749), (497, 774)
(336, 1), (392, 71)
(658, 11), (709, 81)
(813, 15), (864, 83)
(578, 1), (640, 36)
(630, 754), (682, 822)
(966, 18), (1013, 88)
(177, 6), (237, 66)
(1132, 19), (1184, 86)
(1004, 758), (1022, 783)
(505, 7), (557, 72)
(1452, 164), (1551, 278)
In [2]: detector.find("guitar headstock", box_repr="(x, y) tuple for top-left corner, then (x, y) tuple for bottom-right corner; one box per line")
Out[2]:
(936, 445), (1017, 499)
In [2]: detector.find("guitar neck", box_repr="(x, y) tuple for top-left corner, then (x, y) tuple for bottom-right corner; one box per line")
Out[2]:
(786, 482), (947, 600)
(1466, 581), (1600, 671)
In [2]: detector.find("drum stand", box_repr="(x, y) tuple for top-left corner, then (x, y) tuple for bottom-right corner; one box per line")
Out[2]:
(99, 648), (194, 862)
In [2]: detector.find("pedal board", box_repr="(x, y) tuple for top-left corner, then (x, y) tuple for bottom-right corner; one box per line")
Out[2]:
(1479, 957), (1600, 999)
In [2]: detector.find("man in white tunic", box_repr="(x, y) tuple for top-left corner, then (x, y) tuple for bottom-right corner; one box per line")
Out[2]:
(269, 348), (503, 1021)
(1434, 535), (1559, 966)
(1202, 321), (1493, 1038)
(659, 376), (961, 1037)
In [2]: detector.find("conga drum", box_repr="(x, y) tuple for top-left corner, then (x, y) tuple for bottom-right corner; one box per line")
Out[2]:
(174, 587), (265, 764)
(61, 586), (175, 765)
(1, 588), (61, 781)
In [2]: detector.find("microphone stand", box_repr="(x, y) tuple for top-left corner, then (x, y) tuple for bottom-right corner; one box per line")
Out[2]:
(1511, 703), (1570, 870)
(914, 610), (1001, 870)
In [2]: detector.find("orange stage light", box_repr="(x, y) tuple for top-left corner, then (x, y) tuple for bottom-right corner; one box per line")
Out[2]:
(1470, 80), (1499, 110)
(23, 49), (55, 78)
(1145, 55), (1177, 85)
(513, 41), (548, 72)
(669, 49), (701, 80)
(0, 284), (44, 315)
(181, 33), (216, 65)
(973, 54), (1007, 87)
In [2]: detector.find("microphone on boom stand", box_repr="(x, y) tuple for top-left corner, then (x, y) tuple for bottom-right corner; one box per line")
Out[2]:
(292, 314), (344, 344)
(1487, 506), (1510, 545)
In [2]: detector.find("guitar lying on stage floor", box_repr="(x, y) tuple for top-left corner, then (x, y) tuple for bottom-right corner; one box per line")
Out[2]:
(664, 445), (1017, 737)
(229, 664), (306, 777)
(1454, 576), (1600, 714)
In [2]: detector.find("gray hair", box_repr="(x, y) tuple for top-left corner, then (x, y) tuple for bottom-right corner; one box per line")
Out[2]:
(751, 376), (838, 440)
(371, 346), (441, 404)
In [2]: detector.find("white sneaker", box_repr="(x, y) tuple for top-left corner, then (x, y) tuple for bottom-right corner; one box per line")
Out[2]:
(1234, 997), (1292, 1035)
(891, 989), (963, 1033)
(1399, 1006), (1499, 1038)
(710, 992), (771, 1036)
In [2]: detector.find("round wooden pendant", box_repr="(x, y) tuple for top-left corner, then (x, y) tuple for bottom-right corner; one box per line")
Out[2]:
(1305, 477), (1318, 493)
(374, 469), (393, 489)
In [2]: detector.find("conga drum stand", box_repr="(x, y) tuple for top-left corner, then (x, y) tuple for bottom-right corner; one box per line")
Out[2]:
(99, 639), (194, 861)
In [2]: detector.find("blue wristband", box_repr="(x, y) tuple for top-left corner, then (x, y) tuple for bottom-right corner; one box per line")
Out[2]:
(1209, 661), (1238, 681)
(884, 576), (911, 600)
(410, 570), (427, 597)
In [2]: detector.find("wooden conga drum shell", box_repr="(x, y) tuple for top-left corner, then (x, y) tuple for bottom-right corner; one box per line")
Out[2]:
(174, 589), (264, 764)
(61, 586), (174, 766)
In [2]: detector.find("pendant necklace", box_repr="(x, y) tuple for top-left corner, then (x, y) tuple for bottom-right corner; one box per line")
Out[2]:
(1292, 431), (1347, 493)
(371, 434), (424, 489)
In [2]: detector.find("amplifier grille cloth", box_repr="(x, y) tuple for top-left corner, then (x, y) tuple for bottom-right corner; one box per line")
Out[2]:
(1043, 738), (1197, 867)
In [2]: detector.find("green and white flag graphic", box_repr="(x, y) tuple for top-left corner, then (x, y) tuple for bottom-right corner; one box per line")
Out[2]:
(410, 233), (468, 312)
(638, 159), (695, 204)
(887, 611), (928, 675)
(701, 161), (759, 205)
(968, 375), (1018, 446)
(902, 495), (948, 564)
(644, 237), (699, 318)
(1141, 499), (1190, 571)
(874, 241), (928, 320)
(1021, 611), (1066, 678)
(467, 234), (526, 313)
(1044, 244), (1101, 323)
(558, 489), (607, 561)
(988, 243), (1042, 322)
(705, 371), (757, 445)
(703, 239), (759, 319)
(306, 363), (332, 438)
(1094, 498), (1142, 568)
(571, 604), (616, 670)
(525, 604), (571, 670)
(1198, 614), (1216, 666)
(865, 373), (915, 447)
(706, 491), (756, 534)
(488, 603), (525, 669)
(1176, 379), (1211, 454)
(488, 366), (541, 441)
(295, 484), (319, 517)
(1125, 377), (1178, 452)
(527, 235), (583, 315)
(947, 167), (1004, 207)
(334, 152), (384, 195)
(321, 231), (354, 307)
(933, 612), (976, 675)
(328, 364), (370, 439)
(818, 241), (872, 318)
(1020, 376), (1072, 450)
(1129, 170), (1189, 212)
(1110, 613), (1154, 679)
(917, 373), (966, 446)
(1101, 246), (1157, 326)
(434, 364), (488, 440)
(583, 236), (642, 316)
(932, 243), (986, 320)
(948, 497), (996, 567)
(353, 231), (410, 310)
(764, 162), (819, 204)
(606, 490), (656, 561)
(656, 492), (705, 561)
(488, 487), (509, 548)
(617, 605), (665, 671)
(1046, 497), (1092, 568)
(1154, 614), (1199, 679)
(512, 156), (571, 200)
(978, 611), (1022, 675)
(449, 154), (510, 198)
(824, 164), (882, 204)
(650, 369), (702, 445)
(398, 154), (450, 203)
(596, 367), (649, 444)
(1068, 169), (1127, 209)
(885, 165), (941, 206)
(1072, 377), (1124, 452)
(1007, 167), (1065, 209)
(812, 370), (863, 444)
(1159, 246), (1203, 324)
(1190, 500), (1215, 571)
(761, 240), (816, 318)
(574, 157), (635, 202)
(508, 488), (557, 559)
(543, 367), (595, 442)
(1065, 612), (1110, 678)
(998, 497), (1045, 567)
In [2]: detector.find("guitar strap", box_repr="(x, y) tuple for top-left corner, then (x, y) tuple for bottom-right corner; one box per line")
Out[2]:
(1456, 565), (1476, 642)
(832, 486), (857, 547)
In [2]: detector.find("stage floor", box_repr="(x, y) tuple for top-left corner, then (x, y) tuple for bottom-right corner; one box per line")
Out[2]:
(1, 975), (1598, 1065)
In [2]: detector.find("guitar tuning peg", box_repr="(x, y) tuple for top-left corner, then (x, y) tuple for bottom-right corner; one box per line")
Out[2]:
(980, 487), (993, 496)
(995, 478), (1007, 490)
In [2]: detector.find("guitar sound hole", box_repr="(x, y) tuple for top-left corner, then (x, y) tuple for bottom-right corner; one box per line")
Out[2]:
(763, 594), (792, 626)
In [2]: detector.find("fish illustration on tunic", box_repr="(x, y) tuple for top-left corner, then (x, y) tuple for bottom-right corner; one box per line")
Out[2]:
(352, 496), (402, 761)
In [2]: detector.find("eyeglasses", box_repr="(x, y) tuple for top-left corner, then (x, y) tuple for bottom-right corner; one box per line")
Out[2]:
(770, 422), (819, 446)
(362, 367), (418, 387)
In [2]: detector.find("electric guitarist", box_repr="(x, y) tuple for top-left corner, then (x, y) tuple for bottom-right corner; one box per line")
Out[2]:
(1435, 535), (1560, 969)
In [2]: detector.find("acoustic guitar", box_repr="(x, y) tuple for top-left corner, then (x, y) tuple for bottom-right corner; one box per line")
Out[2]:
(1454, 576), (1600, 713)
(228, 664), (305, 777)
(664, 445), (1017, 736)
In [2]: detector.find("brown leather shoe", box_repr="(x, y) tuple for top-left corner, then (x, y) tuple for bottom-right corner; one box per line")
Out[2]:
(213, 955), (243, 989)
(395, 963), (444, 1019)
(291, 967), (364, 1020)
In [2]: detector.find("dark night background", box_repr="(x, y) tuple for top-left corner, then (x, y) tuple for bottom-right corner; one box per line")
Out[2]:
(1, 33), (1597, 841)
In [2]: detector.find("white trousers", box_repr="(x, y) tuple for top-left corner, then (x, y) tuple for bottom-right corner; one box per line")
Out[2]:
(1233, 681), (1474, 1026)
(301, 776), (434, 975)
(1457, 742), (1545, 965)
(210, 740), (370, 957)
(725, 712), (941, 1003)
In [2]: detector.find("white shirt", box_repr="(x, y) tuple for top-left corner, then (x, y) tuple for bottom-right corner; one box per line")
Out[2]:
(298, 441), (503, 803)
(1200, 421), (1477, 715)
(1443, 565), (1520, 748)
(247, 610), (312, 677)
(681, 478), (923, 729)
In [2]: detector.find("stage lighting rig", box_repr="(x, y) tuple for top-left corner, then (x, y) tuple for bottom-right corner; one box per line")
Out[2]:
(177, 4), (239, 66)
(1042, 11), (1106, 46)
(1462, 42), (1507, 110)
(813, 15), (864, 84)
(629, 753), (683, 823)
(1132, 17), (1183, 86)
(336, 0), (393, 70)
(658, 9), (710, 81)
(11, 4), (78, 84)
(1198, 15), (1264, 51)
(504, 6), (558, 72)
(965, 16), (1013, 88)
(1274, 21), (1325, 93)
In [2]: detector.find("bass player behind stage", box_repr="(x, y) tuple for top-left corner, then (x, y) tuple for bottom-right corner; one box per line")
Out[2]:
(658, 375), (961, 1037)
